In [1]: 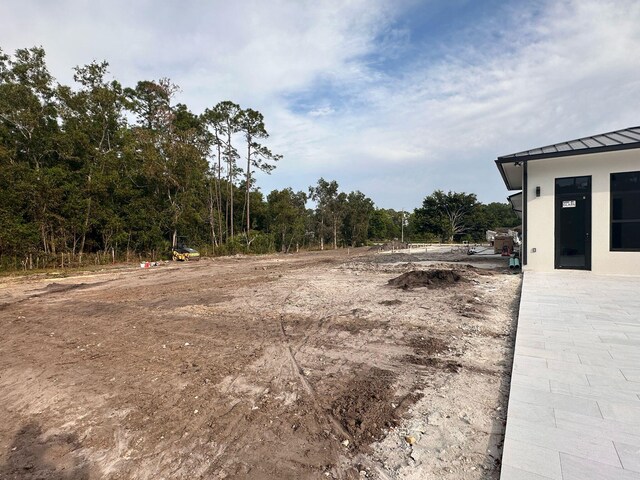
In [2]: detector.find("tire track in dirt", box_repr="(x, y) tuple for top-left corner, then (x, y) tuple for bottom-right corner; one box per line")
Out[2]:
(272, 269), (410, 479)
(183, 401), (245, 476)
(145, 273), (321, 477)
(0, 280), (114, 311)
(277, 309), (355, 446)
(273, 287), (362, 480)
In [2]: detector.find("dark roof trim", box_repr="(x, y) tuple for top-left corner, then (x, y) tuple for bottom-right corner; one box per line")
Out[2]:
(507, 192), (523, 213)
(497, 126), (640, 162)
(496, 159), (511, 188)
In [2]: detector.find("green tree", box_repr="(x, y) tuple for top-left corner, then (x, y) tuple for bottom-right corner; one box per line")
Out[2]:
(238, 108), (281, 244)
(202, 103), (228, 247)
(309, 178), (347, 250)
(343, 191), (374, 246)
(368, 208), (405, 241)
(482, 202), (520, 228)
(368, 209), (391, 241)
(0, 47), (62, 255)
(126, 80), (208, 249)
(217, 101), (242, 241)
(266, 188), (307, 252)
(467, 202), (520, 241)
(57, 60), (127, 258)
(414, 190), (480, 242)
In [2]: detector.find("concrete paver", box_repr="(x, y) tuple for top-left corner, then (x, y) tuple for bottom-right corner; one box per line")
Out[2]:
(501, 271), (640, 480)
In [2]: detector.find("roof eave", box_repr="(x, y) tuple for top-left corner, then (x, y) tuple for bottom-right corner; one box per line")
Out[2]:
(495, 158), (522, 190)
(497, 140), (640, 162)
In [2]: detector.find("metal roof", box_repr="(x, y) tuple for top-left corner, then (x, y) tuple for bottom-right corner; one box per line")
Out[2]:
(498, 126), (640, 161)
(495, 126), (640, 190)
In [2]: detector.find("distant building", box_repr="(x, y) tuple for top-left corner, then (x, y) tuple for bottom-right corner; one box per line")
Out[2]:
(495, 127), (640, 274)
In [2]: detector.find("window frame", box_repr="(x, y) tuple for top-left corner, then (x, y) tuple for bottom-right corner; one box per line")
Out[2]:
(610, 170), (640, 252)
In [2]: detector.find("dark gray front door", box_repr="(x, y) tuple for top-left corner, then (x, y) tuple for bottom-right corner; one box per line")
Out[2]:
(555, 176), (591, 270)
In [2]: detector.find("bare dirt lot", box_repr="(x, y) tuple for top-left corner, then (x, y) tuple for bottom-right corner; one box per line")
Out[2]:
(0, 247), (521, 479)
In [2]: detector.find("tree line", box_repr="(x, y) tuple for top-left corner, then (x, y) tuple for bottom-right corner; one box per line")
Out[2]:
(0, 47), (518, 270)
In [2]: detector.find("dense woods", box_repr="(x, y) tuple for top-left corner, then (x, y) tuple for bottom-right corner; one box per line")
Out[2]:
(0, 47), (518, 270)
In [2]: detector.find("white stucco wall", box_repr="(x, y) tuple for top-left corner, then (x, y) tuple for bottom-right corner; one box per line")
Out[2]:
(525, 149), (640, 274)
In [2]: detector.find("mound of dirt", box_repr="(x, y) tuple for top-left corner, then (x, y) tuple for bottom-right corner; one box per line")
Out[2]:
(387, 269), (464, 289)
(331, 368), (398, 450)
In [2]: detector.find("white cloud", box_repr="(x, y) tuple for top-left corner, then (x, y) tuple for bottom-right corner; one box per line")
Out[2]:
(308, 106), (335, 118)
(2, 0), (640, 209)
(264, 0), (640, 207)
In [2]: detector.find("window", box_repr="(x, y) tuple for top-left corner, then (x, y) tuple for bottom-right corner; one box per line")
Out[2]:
(611, 171), (640, 251)
(556, 176), (591, 194)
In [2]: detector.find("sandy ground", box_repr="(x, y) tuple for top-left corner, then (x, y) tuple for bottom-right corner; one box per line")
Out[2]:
(0, 247), (521, 479)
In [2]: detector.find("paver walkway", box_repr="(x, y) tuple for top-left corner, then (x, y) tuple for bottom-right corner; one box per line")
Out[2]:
(501, 271), (640, 480)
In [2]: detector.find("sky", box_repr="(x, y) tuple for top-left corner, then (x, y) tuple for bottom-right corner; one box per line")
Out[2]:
(2, 0), (640, 211)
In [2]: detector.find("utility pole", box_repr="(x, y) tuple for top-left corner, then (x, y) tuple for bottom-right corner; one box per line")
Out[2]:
(401, 209), (404, 243)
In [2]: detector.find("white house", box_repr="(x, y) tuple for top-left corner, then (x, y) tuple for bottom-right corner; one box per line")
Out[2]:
(496, 127), (640, 275)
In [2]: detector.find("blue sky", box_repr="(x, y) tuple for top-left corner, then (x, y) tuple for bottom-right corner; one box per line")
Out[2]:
(2, 0), (640, 210)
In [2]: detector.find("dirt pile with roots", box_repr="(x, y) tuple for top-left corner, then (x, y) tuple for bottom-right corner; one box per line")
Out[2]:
(387, 269), (464, 289)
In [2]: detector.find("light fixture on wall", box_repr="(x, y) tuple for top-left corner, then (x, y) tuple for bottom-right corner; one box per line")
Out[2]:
(535, 186), (541, 197)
